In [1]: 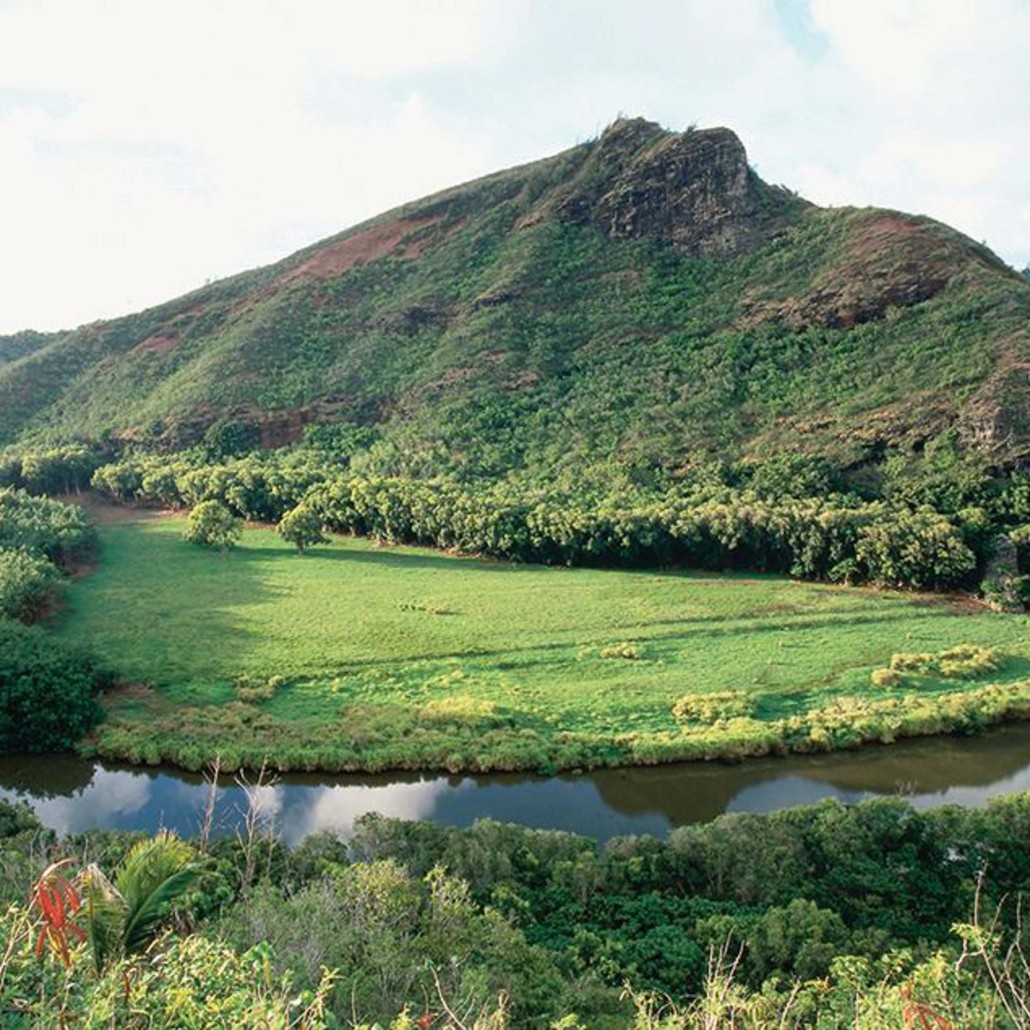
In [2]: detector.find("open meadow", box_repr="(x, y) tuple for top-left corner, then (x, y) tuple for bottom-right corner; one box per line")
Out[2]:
(54, 513), (1030, 773)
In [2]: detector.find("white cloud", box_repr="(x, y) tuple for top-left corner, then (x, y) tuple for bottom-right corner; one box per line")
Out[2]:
(0, 0), (1027, 334)
(784, 0), (1030, 259)
(0, 768), (151, 836)
(277, 778), (460, 845)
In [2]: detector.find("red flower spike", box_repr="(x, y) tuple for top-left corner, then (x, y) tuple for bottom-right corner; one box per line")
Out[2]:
(29, 861), (86, 968)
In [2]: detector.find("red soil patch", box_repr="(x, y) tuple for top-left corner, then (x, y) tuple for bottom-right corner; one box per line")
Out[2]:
(126, 302), (210, 357)
(738, 211), (958, 331)
(845, 211), (922, 258)
(131, 334), (179, 355)
(281, 214), (441, 284)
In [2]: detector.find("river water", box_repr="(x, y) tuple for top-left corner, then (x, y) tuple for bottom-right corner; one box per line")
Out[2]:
(3, 723), (1030, 844)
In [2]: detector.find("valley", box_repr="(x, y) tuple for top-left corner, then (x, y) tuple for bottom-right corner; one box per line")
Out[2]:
(55, 510), (1030, 774)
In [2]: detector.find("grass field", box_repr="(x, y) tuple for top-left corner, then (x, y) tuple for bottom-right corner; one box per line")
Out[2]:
(54, 513), (1030, 773)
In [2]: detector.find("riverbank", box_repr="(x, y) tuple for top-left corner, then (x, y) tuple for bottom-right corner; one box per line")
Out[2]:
(52, 511), (1030, 775)
(11, 721), (1030, 843)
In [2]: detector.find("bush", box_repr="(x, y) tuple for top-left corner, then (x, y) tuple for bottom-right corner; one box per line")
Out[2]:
(0, 620), (107, 752)
(600, 642), (641, 660)
(0, 549), (60, 622)
(870, 644), (1000, 687)
(184, 501), (243, 551)
(870, 667), (901, 688)
(278, 501), (328, 553)
(672, 691), (756, 724)
(235, 675), (285, 703)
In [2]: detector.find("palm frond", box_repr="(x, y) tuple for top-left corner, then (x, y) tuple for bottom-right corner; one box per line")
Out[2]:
(115, 831), (202, 957)
(79, 862), (127, 973)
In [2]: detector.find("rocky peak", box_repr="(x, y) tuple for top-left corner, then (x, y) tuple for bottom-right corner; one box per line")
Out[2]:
(560, 119), (806, 258)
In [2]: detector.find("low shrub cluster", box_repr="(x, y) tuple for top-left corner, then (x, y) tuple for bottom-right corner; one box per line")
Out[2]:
(672, 691), (756, 725)
(235, 675), (286, 704)
(86, 667), (1030, 776)
(870, 644), (1000, 688)
(0, 620), (108, 752)
(600, 642), (642, 660)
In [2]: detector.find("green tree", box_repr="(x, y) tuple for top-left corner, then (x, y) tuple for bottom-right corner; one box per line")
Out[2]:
(278, 501), (328, 554)
(183, 500), (243, 551)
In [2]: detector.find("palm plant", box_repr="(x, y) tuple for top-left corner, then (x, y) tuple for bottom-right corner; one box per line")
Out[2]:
(81, 830), (203, 972)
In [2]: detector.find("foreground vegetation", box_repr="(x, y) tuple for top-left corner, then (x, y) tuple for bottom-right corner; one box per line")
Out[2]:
(0, 490), (108, 753)
(48, 511), (1029, 774)
(7, 792), (1030, 1026)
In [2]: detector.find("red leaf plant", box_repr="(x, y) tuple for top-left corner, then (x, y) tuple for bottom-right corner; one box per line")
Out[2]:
(29, 860), (87, 967)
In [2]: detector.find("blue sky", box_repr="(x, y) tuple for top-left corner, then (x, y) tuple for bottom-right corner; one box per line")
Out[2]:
(0, 0), (1027, 334)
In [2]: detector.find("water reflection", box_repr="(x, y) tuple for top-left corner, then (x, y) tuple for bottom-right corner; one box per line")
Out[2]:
(1, 723), (1030, 844)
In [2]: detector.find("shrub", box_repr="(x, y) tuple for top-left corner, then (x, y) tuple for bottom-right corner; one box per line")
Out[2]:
(937, 644), (1000, 679)
(870, 668), (901, 688)
(601, 642), (642, 660)
(0, 620), (107, 752)
(278, 501), (328, 554)
(870, 644), (1000, 687)
(672, 691), (756, 724)
(184, 501), (243, 551)
(0, 549), (60, 622)
(235, 675), (285, 703)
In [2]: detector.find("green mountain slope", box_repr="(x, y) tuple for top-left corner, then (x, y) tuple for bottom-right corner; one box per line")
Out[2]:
(0, 329), (55, 367)
(2, 118), (1029, 484)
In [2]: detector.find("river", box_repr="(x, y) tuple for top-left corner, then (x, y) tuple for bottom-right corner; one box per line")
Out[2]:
(4, 723), (1030, 844)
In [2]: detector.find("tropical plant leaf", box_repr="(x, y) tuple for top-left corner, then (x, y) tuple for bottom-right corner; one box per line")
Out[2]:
(115, 831), (202, 958)
(80, 862), (127, 973)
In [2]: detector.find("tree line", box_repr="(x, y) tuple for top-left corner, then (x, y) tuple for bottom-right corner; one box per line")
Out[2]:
(79, 450), (983, 591)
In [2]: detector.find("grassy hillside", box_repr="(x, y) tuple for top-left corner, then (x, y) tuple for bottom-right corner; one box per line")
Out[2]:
(2, 118), (1029, 488)
(56, 514), (1030, 772)
(0, 328), (55, 366)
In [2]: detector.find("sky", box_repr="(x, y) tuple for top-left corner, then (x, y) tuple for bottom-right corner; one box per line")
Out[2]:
(0, 0), (1028, 335)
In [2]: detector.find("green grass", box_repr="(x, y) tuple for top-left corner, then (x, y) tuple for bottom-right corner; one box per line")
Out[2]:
(55, 515), (1030, 773)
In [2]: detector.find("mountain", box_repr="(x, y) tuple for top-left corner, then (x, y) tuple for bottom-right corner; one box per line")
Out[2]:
(0, 329), (55, 367)
(2, 117), (1028, 484)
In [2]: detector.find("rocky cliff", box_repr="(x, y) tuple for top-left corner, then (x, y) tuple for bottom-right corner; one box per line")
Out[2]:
(559, 118), (805, 257)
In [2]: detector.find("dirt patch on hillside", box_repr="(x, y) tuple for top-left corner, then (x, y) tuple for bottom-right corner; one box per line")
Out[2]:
(131, 334), (179, 355)
(845, 211), (921, 256)
(280, 214), (442, 284)
(738, 211), (958, 331)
